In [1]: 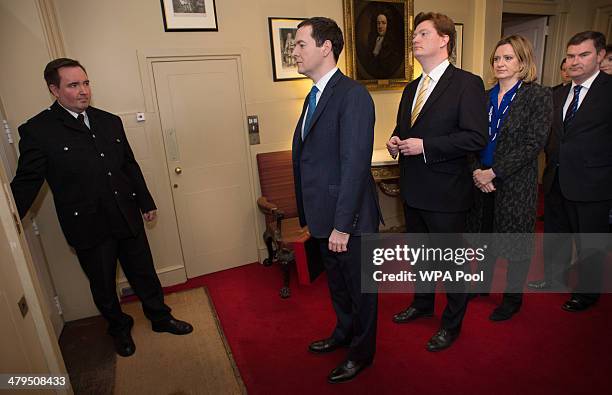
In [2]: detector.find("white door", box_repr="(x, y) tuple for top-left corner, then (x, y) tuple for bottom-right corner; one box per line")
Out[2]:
(503, 16), (548, 83)
(0, 163), (69, 392)
(153, 58), (258, 278)
(0, 102), (64, 338)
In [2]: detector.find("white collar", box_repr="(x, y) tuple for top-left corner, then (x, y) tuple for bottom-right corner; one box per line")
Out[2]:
(571, 70), (599, 90)
(314, 67), (339, 93)
(423, 59), (450, 83)
(58, 101), (87, 119)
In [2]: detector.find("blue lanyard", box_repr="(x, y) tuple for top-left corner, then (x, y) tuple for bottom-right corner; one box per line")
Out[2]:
(488, 81), (522, 142)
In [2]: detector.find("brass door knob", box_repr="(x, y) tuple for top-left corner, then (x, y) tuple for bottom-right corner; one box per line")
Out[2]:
(175, 167), (182, 174)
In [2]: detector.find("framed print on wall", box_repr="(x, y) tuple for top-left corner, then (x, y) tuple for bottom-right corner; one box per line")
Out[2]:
(160, 0), (218, 32)
(268, 17), (308, 81)
(450, 23), (463, 68)
(343, 0), (414, 90)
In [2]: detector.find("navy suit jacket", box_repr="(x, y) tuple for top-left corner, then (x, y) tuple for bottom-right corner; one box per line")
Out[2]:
(392, 64), (488, 212)
(542, 71), (612, 201)
(292, 69), (382, 238)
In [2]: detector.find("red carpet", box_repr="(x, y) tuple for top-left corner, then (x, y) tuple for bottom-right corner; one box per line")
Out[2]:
(165, 262), (611, 395)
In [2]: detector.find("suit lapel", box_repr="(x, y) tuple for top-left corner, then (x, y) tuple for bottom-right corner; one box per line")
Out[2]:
(302, 69), (342, 141)
(293, 94), (309, 155)
(404, 76), (420, 125)
(554, 84), (570, 137)
(413, 64), (454, 126)
(570, 72), (607, 127)
(51, 101), (89, 133)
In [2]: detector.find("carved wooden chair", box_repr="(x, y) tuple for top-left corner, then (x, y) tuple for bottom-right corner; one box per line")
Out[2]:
(256, 150), (320, 298)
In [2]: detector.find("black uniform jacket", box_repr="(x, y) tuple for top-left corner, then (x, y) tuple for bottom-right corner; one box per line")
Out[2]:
(11, 101), (156, 249)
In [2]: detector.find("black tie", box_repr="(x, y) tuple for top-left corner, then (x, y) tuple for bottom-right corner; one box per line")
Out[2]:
(77, 113), (88, 128)
(564, 85), (582, 125)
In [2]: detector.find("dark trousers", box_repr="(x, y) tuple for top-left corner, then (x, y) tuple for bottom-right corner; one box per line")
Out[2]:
(75, 229), (171, 336)
(544, 175), (611, 304)
(403, 204), (468, 332)
(478, 192), (531, 307)
(317, 236), (378, 362)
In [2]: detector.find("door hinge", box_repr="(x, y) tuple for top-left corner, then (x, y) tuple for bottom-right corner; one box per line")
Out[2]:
(53, 295), (63, 316)
(544, 25), (549, 36)
(3, 120), (14, 144)
(12, 213), (21, 234)
(31, 218), (40, 235)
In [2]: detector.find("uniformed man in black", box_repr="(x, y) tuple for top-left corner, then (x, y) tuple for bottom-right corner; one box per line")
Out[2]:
(11, 58), (193, 357)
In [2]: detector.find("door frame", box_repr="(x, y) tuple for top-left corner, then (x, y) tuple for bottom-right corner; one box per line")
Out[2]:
(137, 49), (260, 276)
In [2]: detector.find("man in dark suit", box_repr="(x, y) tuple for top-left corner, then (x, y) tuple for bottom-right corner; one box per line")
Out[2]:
(11, 58), (193, 357)
(552, 58), (571, 92)
(386, 12), (487, 351)
(540, 31), (612, 311)
(291, 17), (382, 383)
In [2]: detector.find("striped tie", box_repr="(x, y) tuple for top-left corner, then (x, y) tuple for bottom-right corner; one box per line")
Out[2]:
(411, 75), (431, 126)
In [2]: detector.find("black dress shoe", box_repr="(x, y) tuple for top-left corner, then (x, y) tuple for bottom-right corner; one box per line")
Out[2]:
(562, 298), (592, 312)
(152, 318), (193, 335)
(308, 337), (348, 354)
(328, 359), (372, 384)
(392, 306), (433, 324)
(112, 331), (136, 357)
(426, 328), (459, 352)
(527, 280), (550, 290)
(489, 303), (521, 321)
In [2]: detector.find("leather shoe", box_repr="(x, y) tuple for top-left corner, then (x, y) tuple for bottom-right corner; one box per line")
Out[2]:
(527, 279), (550, 290)
(112, 331), (135, 357)
(426, 328), (459, 352)
(562, 298), (592, 312)
(308, 337), (348, 354)
(489, 303), (521, 321)
(392, 306), (433, 324)
(152, 318), (193, 335)
(328, 359), (372, 383)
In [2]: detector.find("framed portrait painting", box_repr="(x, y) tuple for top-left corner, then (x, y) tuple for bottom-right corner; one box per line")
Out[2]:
(343, 0), (414, 90)
(268, 17), (307, 81)
(450, 23), (463, 68)
(160, 0), (218, 32)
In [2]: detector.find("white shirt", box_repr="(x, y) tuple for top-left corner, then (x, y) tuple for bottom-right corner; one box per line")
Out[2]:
(562, 70), (599, 121)
(58, 102), (90, 128)
(410, 59), (450, 163)
(411, 59), (450, 113)
(301, 67), (338, 137)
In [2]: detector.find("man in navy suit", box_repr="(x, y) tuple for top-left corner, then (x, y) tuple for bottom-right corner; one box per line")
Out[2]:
(386, 12), (487, 351)
(540, 31), (612, 311)
(291, 17), (382, 383)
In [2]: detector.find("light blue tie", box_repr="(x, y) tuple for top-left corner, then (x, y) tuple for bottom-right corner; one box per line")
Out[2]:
(302, 85), (319, 140)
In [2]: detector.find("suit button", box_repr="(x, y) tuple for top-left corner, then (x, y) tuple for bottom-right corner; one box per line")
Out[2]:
(114, 191), (118, 195)
(116, 138), (121, 143)
(63, 146), (69, 151)
(107, 171), (112, 176)
(100, 153), (105, 157)
(73, 211), (78, 216)
(132, 192), (136, 197)
(92, 134), (96, 138)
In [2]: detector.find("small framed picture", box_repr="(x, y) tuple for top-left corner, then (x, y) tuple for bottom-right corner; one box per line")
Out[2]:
(160, 0), (218, 32)
(450, 23), (463, 68)
(268, 17), (308, 81)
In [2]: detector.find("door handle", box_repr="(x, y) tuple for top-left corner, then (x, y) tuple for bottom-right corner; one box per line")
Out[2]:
(175, 167), (182, 174)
